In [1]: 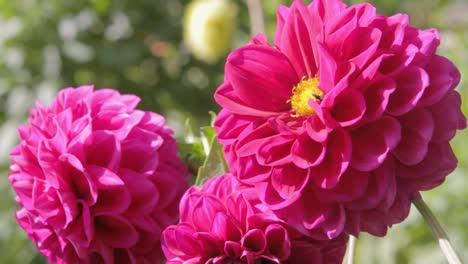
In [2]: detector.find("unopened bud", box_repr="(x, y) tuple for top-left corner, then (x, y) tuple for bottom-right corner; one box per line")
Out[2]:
(184, 0), (238, 63)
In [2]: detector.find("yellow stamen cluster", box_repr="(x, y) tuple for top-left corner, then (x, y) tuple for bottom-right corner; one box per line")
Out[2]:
(290, 77), (323, 117)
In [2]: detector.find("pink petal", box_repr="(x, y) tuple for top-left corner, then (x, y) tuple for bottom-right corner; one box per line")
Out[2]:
(191, 195), (226, 232)
(288, 241), (321, 264)
(317, 43), (337, 93)
(61, 201), (93, 248)
(305, 116), (329, 142)
(224, 241), (243, 259)
(264, 224), (290, 261)
(236, 122), (276, 156)
(363, 78), (396, 121)
(37, 140), (63, 189)
(310, 129), (351, 189)
(87, 165), (130, 215)
(162, 224), (201, 259)
(226, 45), (297, 111)
(214, 83), (281, 117)
(120, 127), (163, 176)
(345, 157), (396, 210)
(248, 33), (269, 46)
(308, 0), (347, 37)
(236, 156), (272, 185)
(268, 113), (306, 136)
(256, 181), (295, 210)
(178, 187), (202, 223)
(342, 27), (381, 69)
(84, 131), (121, 171)
(350, 117), (401, 171)
(210, 212), (242, 242)
(94, 215), (138, 248)
(256, 136), (294, 166)
(225, 192), (254, 228)
(405, 27), (440, 66)
(60, 156), (97, 204)
(291, 135), (326, 168)
(241, 229), (267, 254)
(114, 249), (135, 264)
(393, 108), (434, 165)
(386, 66), (429, 116)
(119, 168), (159, 215)
(378, 45), (418, 76)
(397, 142), (457, 191)
(369, 14), (408, 49)
(302, 191), (345, 239)
(214, 109), (256, 144)
(315, 169), (370, 203)
(429, 91), (466, 142)
(419, 55), (461, 107)
(330, 89), (366, 127)
(271, 165), (309, 202)
(274, 5), (290, 46)
(276, 0), (318, 77)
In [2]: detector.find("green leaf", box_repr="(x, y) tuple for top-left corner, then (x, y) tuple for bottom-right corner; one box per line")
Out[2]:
(200, 125), (216, 154)
(195, 136), (228, 186)
(177, 141), (205, 180)
(208, 111), (217, 126)
(199, 111), (219, 154)
(184, 118), (196, 143)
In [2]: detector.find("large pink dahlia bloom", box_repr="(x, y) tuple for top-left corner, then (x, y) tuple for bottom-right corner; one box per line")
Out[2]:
(9, 86), (189, 263)
(214, 0), (466, 239)
(162, 174), (348, 263)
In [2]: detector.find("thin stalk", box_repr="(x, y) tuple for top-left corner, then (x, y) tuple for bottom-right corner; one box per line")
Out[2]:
(245, 0), (265, 36)
(346, 235), (356, 264)
(413, 197), (463, 264)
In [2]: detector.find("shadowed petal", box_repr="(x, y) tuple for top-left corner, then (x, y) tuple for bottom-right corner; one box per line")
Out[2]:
(351, 117), (401, 171)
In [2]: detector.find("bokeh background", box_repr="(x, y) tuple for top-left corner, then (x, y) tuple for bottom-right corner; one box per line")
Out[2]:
(0, 0), (466, 263)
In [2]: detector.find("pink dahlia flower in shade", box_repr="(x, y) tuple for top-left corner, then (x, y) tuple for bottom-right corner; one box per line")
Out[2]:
(214, 0), (466, 239)
(162, 174), (348, 264)
(9, 86), (189, 263)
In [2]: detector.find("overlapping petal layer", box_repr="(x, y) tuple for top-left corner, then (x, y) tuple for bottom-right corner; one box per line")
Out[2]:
(214, 0), (466, 239)
(9, 86), (189, 263)
(162, 174), (348, 263)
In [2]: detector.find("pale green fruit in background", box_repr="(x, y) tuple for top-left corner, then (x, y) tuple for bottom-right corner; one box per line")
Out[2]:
(184, 0), (238, 64)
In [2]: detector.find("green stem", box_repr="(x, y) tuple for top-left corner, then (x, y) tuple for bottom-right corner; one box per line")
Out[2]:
(413, 197), (463, 264)
(346, 235), (356, 264)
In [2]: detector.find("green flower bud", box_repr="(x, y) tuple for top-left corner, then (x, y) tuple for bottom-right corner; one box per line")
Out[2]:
(184, 0), (238, 64)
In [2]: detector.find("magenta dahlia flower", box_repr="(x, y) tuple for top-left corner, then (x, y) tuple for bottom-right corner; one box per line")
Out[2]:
(162, 174), (348, 263)
(9, 86), (189, 263)
(214, 0), (466, 239)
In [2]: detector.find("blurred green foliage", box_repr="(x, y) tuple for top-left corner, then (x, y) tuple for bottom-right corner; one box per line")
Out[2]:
(0, 0), (467, 263)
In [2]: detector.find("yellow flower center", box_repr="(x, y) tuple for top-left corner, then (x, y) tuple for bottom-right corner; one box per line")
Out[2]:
(290, 77), (323, 117)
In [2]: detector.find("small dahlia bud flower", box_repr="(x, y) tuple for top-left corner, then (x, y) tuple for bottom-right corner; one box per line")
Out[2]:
(9, 86), (189, 263)
(214, 0), (466, 239)
(162, 174), (348, 263)
(184, 0), (238, 63)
